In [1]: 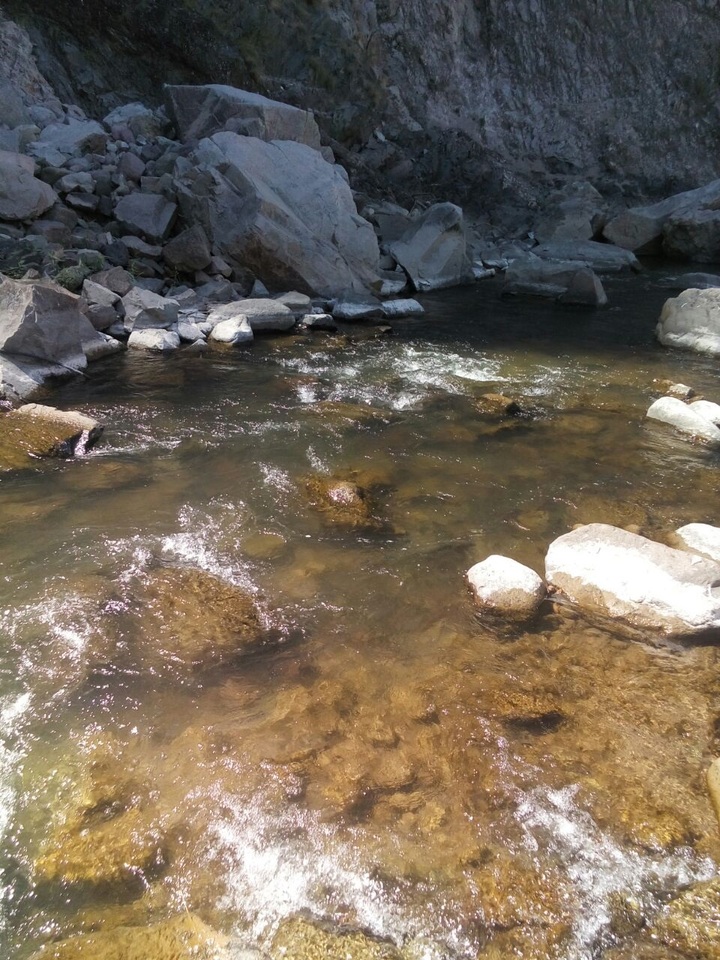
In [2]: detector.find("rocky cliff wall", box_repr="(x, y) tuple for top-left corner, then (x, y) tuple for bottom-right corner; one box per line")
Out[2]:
(3, 0), (719, 210)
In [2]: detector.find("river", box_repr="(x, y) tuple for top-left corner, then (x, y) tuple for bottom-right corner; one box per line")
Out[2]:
(1, 269), (719, 959)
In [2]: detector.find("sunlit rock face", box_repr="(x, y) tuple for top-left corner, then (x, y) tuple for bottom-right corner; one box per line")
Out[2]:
(5, 0), (720, 205)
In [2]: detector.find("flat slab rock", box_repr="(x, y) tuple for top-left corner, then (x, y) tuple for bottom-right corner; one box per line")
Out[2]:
(545, 523), (720, 640)
(0, 403), (102, 468)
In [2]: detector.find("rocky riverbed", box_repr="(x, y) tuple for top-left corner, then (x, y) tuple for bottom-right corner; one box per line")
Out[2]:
(0, 273), (719, 960)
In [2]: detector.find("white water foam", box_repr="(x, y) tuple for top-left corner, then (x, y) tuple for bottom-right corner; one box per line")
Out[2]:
(515, 783), (717, 958)
(208, 796), (476, 958)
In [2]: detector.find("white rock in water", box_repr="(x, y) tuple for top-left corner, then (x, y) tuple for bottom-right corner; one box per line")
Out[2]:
(208, 299), (294, 332)
(466, 555), (546, 618)
(381, 299), (425, 318)
(673, 523), (720, 563)
(545, 523), (720, 639)
(646, 396), (720, 442)
(656, 288), (720, 356)
(128, 329), (181, 352)
(209, 317), (253, 344)
(689, 399), (720, 426)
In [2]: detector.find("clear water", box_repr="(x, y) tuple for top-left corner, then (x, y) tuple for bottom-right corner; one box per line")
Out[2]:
(0, 270), (719, 959)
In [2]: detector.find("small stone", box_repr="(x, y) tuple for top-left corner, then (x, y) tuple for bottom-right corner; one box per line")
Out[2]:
(466, 555), (546, 619)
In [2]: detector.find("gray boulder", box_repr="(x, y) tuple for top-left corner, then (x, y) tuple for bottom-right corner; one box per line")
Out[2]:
(164, 84), (322, 149)
(0, 275), (89, 369)
(531, 240), (640, 273)
(127, 328), (180, 352)
(0, 151), (56, 222)
(661, 272), (720, 291)
(603, 179), (720, 254)
(163, 224), (212, 273)
(656, 287), (720, 356)
(663, 210), (720, 263)
(122, 287), (179, 331)
(28, 119), (107, 165)
(115, 193), (177, 243)
(646, 396), (720, 443)
(103, 103), (169, 139)
(176, 133), (380, 296)
(503, 257), (606, 304)
(388, 203), (474, 292)
(381, 298), (425, 318)
(545, 523), (720, 640)
(331, 299), (383, 321)
(533, 182), (606, 243)
(208, 299), (294, 332)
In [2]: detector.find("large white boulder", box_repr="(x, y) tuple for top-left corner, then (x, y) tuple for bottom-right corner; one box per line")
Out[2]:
(165, 84), (322, 149)
(127, 328), (180, 352)
(646, 396), (720, 443)
(466, 555), (546, 618)
(673, 524), (720, 563)
(209, 317), (253, 344)
(0, 151), (56, 222)
(656, 287), (720, 355)
(175, 133), (380, 297)
(545, 523), (720, 640)
(388, 203), (473, 292)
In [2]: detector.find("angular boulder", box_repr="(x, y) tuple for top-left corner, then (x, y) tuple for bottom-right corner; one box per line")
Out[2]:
(208, 298), (294, 332)
(531, 240), (640, 274)
(122, 287), (179, 330)
(603, 178), (720, 254)
(176, 133), (380, 296)
(663, 209), (720, 263)
(646, 397), (720, 442)
(388, 202), (473, 292)
(545, 523), (720, 640)
(0, 151), (56, 222)
(533, 182), (606, 243)
(656, 287), (720, 356)
(114, 193), (177, 243)
(165, 83), (322, 149)
(466, 555), (546, 619)
(0, 275), (89, 369)
(28, 119), (107, 165)
(162, 224), (212, 272)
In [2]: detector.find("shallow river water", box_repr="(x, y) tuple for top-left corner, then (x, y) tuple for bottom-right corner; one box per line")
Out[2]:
(1, 270), (719, 960)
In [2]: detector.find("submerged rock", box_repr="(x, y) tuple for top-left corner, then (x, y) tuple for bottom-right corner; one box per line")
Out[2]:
(271, 918), (400, 960)
(656, 287), (720, 356)
(651, 878), (720, 959)
(304, 472), (391, 532)
(545, 523), (720, 640)
(28, 913), (229, 960)
(126, 567), (265, 676)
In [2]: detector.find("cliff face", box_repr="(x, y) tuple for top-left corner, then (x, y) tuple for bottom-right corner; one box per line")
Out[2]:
(3, 0), (720, 208)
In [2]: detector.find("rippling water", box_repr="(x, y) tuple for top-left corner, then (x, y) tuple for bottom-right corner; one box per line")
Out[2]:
(1, 271), (719, 959)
